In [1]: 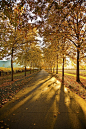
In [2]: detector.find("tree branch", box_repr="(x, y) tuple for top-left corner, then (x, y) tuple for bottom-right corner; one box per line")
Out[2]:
(67, 37), (78, 47)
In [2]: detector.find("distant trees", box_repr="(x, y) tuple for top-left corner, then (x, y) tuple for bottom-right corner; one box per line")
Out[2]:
(16, 43), (42, 76)
(43, 44), (57, 73)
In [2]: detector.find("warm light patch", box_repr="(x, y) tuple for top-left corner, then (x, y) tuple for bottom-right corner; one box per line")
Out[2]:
(56, 80), (61, 84)
(64, 87), (68, 93)
(44, 87), (48, 91)
(53, 85), (61, 90)
(51, 77), (56, 82)
(74, 94), (86, 118)
(65, 96), (70, 106)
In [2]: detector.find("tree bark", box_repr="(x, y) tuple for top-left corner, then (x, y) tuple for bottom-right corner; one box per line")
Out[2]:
(59, 0), (60, 4)
(11, 47), (13, 81)
(53, 67), (54, 73)
(56, 54), (58, 74)
(76, 47), (80, 82)
(51, 67), (53, 73)
(62, 56), (64, 85)
(30, 67), (31, 74)
(25, 66), (26, 76)
(30, 62), (32, 74)
(76, 10), (80, 82)
(33, 67), (34, 73)
(50, 67), (52, 73)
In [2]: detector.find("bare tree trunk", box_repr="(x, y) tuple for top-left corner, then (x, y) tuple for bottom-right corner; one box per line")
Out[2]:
(30, 67), (31, 74)
(76, 47), (80, 82)
(11, 47), (13, 81)
(30, 62), (32, 74)
(62, 56), (64, 85)
(50, 67), (51, 73)
(53, 67), (54, 73)
(33, 66), (34, 73)
(25, 66), (26, 76)
(76, 10), (80, 82)
(52, 68), (53, 72)
(56, 54), (58, 74)
(59, 0), (60, 4)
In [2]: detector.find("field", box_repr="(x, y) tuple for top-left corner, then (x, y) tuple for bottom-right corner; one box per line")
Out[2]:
(58, 69), (86, 77)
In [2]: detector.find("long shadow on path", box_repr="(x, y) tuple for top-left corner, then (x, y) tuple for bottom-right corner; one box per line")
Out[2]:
(0, 71), (86, 129)
(54, 83), (86, 129)
(54, 83), (71, 129)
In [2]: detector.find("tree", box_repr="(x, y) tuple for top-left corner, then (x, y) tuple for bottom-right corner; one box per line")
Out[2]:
(16, 44), (42, 75)
(29, 46), (42, 70)
(38, 0), (86, 82)
(1, 16), (24, 80)
(0, 2), (35, 80)
(16, 26), (38, 76)
(1, 0), (85, 83)
(62, 1), (86, 82)
(43, 44), (57, 73)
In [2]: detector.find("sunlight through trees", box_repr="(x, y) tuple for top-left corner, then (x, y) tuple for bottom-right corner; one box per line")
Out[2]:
(0, 0), (86, 82)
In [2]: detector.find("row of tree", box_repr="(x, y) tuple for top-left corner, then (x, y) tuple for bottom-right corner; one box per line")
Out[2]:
(0, 1), (42, 81)
(0, 0), (86, 83)
(39, 0), (86, 83)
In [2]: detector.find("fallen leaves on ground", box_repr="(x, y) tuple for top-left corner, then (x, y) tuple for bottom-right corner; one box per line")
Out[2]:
(55, 73), (86, 101)
(0, 71), (39, 108)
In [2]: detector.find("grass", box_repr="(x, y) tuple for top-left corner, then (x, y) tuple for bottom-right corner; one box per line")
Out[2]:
(58, 72), (86, 79)
(53, 71), (86, 100)
(0, 70), (37, 84)
(0, 69), (40, 108)
(46, 69), (86, 100)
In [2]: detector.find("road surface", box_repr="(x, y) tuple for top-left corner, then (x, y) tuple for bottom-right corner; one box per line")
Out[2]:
(0, 69), (86, 129)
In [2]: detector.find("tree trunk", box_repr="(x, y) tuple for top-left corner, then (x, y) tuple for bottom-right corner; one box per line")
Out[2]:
(62, 56), (64, 85)
(76, 10), (80, 82)
(59, 0), (60, 4)
(51, 68), (53, 73)
(76, 47), (80, 82)
(30, 67), (31, 74)
(25, 66), (26, 76)
(56, 54), (58, 74)
(53, 67), (54, 73)
(33, 67), (34, 73)
(11, 47), (13, 81)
